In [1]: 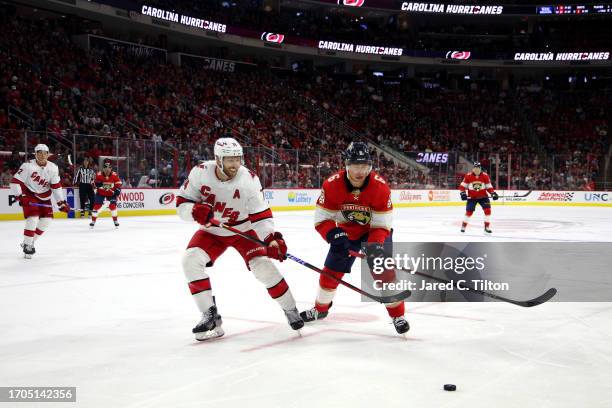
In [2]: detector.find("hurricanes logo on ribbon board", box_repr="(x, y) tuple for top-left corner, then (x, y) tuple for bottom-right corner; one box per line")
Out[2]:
(446, 51), (471, 60)
(261, 32), (285, 43)
(338, 0), (365, 6)
(341, 204), (371, 225)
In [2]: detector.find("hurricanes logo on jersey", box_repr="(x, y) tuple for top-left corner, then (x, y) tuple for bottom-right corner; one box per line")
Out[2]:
(340, 204), (371, 226)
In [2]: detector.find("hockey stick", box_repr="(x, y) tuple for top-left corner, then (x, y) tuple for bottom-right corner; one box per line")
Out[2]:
(209, 219), (411, 304)
(29, 202), (88, 212)
(349, 250), (556, 307)
(493, 190), (532, 199)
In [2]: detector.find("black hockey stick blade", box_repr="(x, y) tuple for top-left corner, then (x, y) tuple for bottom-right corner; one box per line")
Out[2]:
(515, 287), (557, 307)
(411, 269), (557, 308)
(370, 288), (412, 303)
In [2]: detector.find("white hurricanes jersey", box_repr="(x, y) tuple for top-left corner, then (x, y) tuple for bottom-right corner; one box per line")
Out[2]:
(177, 161), (274, 239)
(10, 160), (64, 202)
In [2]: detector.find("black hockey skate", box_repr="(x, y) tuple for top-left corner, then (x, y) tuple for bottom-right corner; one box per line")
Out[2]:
(284, 307), (304, 330)
(484, 227), (492, 234)
(392, 316), (410, 334)
(193, 305), (224, 341)
(460, 225), (466, 233)
(300, 302), (332, 323)
(89, 221), (95, 229)
(114, 221), (120, 228)
(21, 243), (35, 259)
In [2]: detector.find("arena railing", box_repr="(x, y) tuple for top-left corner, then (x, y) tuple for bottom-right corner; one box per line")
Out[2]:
(0, 129), (179, 188)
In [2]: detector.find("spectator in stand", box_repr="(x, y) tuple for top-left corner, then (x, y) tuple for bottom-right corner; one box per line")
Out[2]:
(158, 167), (173, 187)
(0, 166), (13, 187)
(6, 149), (22, 172)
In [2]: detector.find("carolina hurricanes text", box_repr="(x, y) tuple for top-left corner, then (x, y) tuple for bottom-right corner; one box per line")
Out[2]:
(318, 41), (403, 56)
(400, 3), (503, 14)
(514, 52), (610, 61)
(141, 6), (226, 33)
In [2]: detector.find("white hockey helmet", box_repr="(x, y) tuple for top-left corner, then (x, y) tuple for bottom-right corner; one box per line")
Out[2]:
(34, 144), (49, 153)
(214, 137), (243, 170)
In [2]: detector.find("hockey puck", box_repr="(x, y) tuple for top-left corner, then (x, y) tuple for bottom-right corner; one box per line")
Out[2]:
(443, 384), (456, 391)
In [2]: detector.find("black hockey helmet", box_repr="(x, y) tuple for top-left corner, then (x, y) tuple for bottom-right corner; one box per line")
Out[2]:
(343, 141), (372, 165)
(473, 161), (482, 168)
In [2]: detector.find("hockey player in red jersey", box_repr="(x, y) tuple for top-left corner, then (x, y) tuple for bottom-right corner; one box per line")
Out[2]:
(176, 137), (304, 341)
(9, 144), (70, 258)
(300, 142), (409, 335)
(90, 159), (122, 229)
(459, 162), (499, 234)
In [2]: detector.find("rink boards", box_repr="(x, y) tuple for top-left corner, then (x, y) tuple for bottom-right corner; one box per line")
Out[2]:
(0, 188), (610, 220)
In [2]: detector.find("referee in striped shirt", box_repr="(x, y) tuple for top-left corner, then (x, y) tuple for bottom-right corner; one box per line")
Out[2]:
(74, 157), (96, 216)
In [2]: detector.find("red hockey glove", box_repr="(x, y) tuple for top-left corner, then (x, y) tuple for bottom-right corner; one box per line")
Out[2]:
(264, 232), (287, 261)
(57, 200), (71, 213)
(192, 202), (214, 225)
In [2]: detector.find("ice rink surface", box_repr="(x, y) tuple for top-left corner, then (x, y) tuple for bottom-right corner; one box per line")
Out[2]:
(1, 206), (611, 408)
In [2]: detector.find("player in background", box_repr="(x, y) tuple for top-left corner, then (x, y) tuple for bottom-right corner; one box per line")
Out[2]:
(459, 162), (499, 234)
(9, 144), (70, 258)
(176, 137), (303, 341)
(300, 142), (409, 335)
(90, 159), (122, 229)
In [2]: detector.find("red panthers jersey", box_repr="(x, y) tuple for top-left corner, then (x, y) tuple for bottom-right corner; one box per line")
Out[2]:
(459, 172), (495, 199)
(315, 170), (393, 244)
(95, 171), (122, 197)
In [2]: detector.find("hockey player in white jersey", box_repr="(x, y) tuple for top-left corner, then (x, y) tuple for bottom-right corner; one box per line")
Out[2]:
(177, 138), (304, 341)
(10, 144), (70, 258)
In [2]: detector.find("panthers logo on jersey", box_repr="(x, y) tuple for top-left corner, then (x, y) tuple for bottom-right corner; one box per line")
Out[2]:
(340, 204), (371, 226)
(471, 181), (484, 191)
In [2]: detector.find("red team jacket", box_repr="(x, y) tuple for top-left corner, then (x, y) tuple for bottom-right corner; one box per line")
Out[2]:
(95, 171), (122, 197)
(314, 170), (393, 244)
(459, 172), (495, 199)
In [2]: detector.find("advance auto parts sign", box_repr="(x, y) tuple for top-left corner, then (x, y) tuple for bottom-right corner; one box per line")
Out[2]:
(537, 192), (575, 202)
